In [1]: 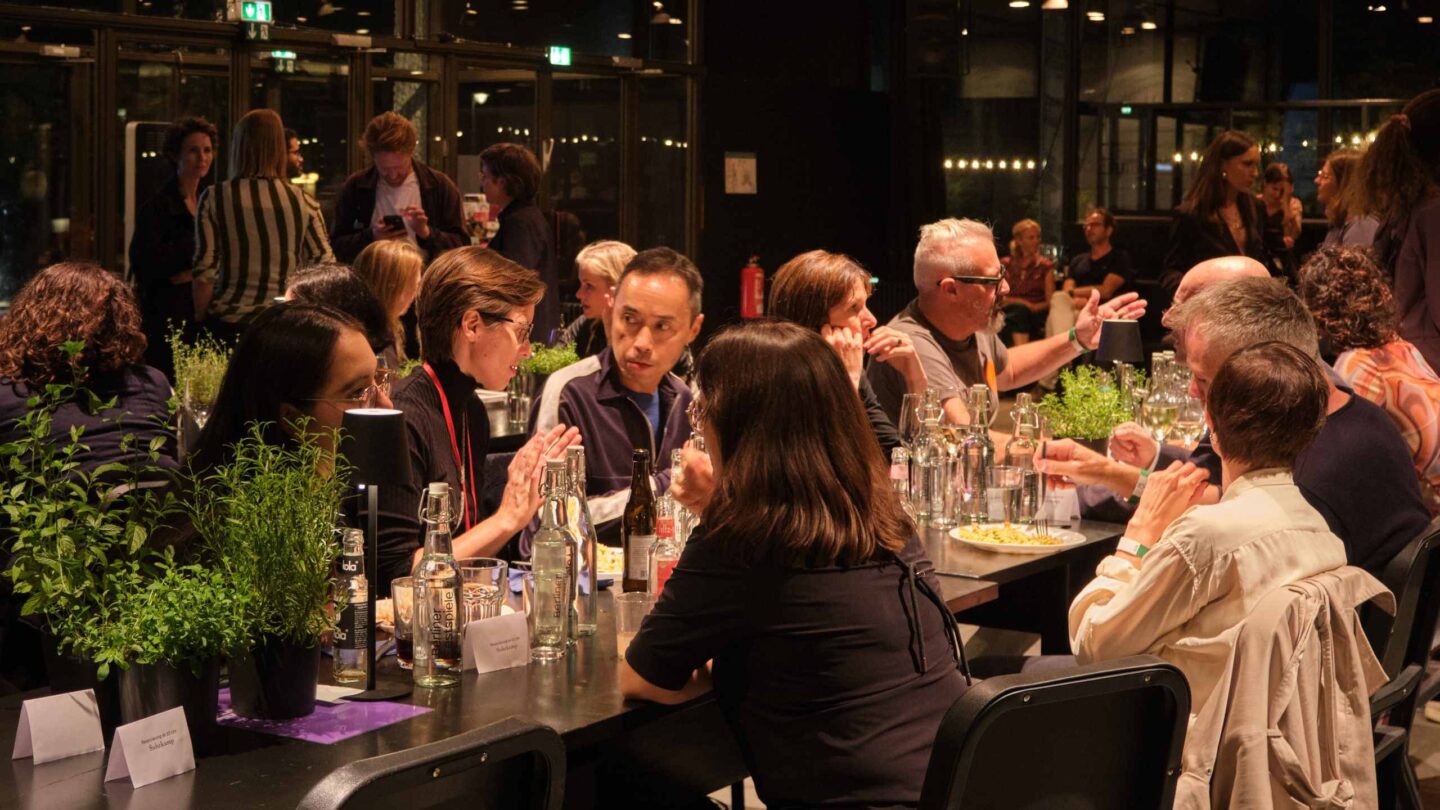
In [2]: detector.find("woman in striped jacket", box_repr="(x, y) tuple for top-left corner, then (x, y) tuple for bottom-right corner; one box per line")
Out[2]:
(192, 109), (333, 341)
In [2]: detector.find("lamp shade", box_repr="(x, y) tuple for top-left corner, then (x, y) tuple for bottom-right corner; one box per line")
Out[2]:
(1095, 319), (1144, 365)
(340, 408), (410, 487)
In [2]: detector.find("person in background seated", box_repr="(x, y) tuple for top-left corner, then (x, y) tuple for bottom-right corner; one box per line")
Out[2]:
(192, 109), (333, 343)
(1316, 148), (1378, 248)
(352, 240), (423, 367)
(622, 320), (968, 809)
(560, 240), (635, 359)
(1042, 277), (1430, 576)
(129, 115), (218, 380)
(998, 218), (1054, 345)
(1298, 245), (1440, 514)
(374, 247), (578, 592)
(329, 112), (468, 265)
(1069, 342), (1346, 738)
(1046, 207), (1133, 346)
(285, 262), (398, 370)
(769, 249), (927, 456)
(531, 247), (701, 544)
(866, 217), (1145, 428)
(186, 302), (388, 475)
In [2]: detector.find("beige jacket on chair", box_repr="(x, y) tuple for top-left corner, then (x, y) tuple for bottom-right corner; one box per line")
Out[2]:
(1176, 566), (1394, 809)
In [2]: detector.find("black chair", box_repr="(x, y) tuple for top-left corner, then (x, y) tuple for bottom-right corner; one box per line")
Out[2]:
(296, 716), (565, 810)
(1361, 516), (1440, 810)
(919, 655), (1189, 810)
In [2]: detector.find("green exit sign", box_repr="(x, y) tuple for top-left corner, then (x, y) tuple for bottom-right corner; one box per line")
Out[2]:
(241, 1), (272, 22)
(1120, 105), (1133, 115)
(548, 46), (572, 66)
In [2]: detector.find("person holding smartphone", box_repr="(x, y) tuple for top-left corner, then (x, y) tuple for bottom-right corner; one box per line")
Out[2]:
(329, 112), (468, 264)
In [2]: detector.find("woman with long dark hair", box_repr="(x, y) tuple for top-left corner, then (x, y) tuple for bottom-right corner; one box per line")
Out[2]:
(285, 262), (397, 366)
(1161, 130), (1269, 287)
(187, 302), (385, 474)
(1351, 89), (1440, 372)
(621, 320), (967, 808)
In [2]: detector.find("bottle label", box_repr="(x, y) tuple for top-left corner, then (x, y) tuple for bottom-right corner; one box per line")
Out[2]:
(627, 534), (655, 580)
(336, 599), (370, 650)
(653, 558), (678, 597)
(340, 553), (362, 576)
(890, 463), (907, 481)
(656, 516), (675, 541)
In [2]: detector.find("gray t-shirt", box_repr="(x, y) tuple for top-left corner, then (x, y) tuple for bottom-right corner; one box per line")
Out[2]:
(865, 298), (1008, 424)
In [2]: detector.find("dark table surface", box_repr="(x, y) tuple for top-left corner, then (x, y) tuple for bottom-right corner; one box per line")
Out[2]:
(0, 594), (746, 810)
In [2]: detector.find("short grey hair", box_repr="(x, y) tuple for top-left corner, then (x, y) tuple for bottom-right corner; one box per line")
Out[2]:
(1167, 276), (1320, 364)
(913, 217), (995, 289)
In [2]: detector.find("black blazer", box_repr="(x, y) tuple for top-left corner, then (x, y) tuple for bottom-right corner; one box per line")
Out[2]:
(1160, 200), (1270, 290)
(329, 159), (469, 263)
(489, 199), (558, 338)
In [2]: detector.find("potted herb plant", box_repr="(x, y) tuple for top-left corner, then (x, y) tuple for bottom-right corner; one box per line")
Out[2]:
(1, 349), (177, 736)
(1036, 365), (1134, 455)
(187, 424), (349, 720)
(511, 342), (579, 400)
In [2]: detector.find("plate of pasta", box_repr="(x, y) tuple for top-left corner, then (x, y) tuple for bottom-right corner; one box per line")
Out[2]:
(949, 524), (1087, 555)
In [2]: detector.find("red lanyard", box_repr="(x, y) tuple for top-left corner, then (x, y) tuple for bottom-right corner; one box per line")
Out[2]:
(423, 362), (479, 532)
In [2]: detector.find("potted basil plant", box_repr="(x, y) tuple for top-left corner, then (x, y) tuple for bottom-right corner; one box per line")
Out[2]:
(187, 423), (349, 720)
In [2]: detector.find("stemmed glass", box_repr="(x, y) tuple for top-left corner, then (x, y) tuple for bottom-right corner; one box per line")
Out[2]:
(184, 375), (218, 430)
(898, 392), (924, 450)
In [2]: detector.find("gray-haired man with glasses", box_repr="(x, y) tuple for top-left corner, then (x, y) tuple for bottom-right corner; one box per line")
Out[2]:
(867, 217), (1147, 426)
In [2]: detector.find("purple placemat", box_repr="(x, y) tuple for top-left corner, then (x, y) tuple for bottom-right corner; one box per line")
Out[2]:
(216, 689), (430, 744)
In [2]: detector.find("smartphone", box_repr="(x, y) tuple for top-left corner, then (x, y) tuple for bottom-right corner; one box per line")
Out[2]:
(382, 214), (405, 230)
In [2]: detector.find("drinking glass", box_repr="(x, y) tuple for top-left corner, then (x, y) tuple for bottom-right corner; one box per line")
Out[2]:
(458, 558), (508, 626)
(1017, 469), (1043, 526)
(184, 376), (217, 429)
(509, 562), (565, 663)
(898, 392), (924, 450)
(988, 466), (1024, 525)
(1171, 395), (1206, 446)
(391, 576), (415, 670)
(613, 593), (654, 660)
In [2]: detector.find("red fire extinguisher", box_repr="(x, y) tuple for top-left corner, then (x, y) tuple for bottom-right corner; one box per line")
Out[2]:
(740, 255), (765, 319)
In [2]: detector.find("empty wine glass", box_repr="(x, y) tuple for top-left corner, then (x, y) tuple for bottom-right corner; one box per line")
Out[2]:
(184, 375), (217, 429)
(898, 392), (924, 450)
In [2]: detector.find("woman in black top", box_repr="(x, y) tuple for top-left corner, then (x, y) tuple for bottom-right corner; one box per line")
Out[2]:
(372, 247), (578, 591)
(479, 143), (558, 340)
(769, 249), (928, 457)
(1161, 130), (1269, 289)
(128, 116), (218, 380)
(1257, 162), (1302, 281)
(622, 320), (968, 809)
(285, 262), (398, 370)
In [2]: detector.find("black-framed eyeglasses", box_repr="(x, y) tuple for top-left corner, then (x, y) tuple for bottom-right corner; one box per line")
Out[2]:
(938, 266), (1007, 287)
(481, 312), (535, 343)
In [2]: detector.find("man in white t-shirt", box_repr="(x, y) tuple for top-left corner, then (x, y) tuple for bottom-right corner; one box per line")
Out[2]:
(330, 112), (468, 263)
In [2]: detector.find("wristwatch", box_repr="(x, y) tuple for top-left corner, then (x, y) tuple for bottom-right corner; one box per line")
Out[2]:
(1068, 327), (1091, 354)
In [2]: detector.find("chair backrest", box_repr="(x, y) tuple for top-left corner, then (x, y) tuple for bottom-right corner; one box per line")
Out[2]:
(919, 655), (1189, 810)
(296, 716), (565, 810)
(1362, 516), (1440, 678)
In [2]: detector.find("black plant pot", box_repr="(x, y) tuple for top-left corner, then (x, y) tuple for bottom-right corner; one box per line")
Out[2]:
(1073, 436), (1111, 457)
(119, 661), (219, 754)
(228, 638), (320, 720)
(40, 632), (122, 739)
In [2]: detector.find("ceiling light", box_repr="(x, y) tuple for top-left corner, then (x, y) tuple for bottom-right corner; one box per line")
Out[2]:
(1140, 20), (1157, 30)
(296, 15), (307, 21)
(617, 32), (632, 39)
(356, 9), (370, 15)
(1087, 11), (1105, 21)
(944, 159), (954, 169)
(1042, 0), (1068, 7)
(409, 69), (423, 76)
(472, 92), (489, 104)
(1120, 24), (1137, 35)
(1173, 152), (1183, 162)
(1009, 0), (1031, 7)
(669, 17), (683, 24)
(356, 28), (369, 34)
(1421, 15), (1435, 22)
(1189, 151), (1199, 161)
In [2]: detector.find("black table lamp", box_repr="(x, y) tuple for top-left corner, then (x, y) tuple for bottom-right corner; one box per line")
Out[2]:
(1095, 319), (1144, 365)
(339, 408), (412, 702)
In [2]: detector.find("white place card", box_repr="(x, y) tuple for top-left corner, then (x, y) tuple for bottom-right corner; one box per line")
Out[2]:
(12, 689), (105, 764)
(462, 612), (529, 674)
(314, 684), (364, 705)
(104, 706), (195, 788)
(1039, 488), (1081, 526)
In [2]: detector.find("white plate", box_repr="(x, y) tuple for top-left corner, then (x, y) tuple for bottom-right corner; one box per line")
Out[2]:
(948, 524), (1088, 555)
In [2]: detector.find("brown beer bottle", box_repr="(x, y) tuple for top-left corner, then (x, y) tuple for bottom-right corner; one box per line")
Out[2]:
(622, 448), (656, 593)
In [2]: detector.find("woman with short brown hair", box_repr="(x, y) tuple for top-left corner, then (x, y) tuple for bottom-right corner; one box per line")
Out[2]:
(621, 320), (967, 808)
(373, 246), (579, 589)
(192, 109), (333, 341)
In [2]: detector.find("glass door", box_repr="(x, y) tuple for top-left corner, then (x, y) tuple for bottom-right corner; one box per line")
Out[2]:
(455, 66), (538, 245)
(250, 49), (353, 215)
